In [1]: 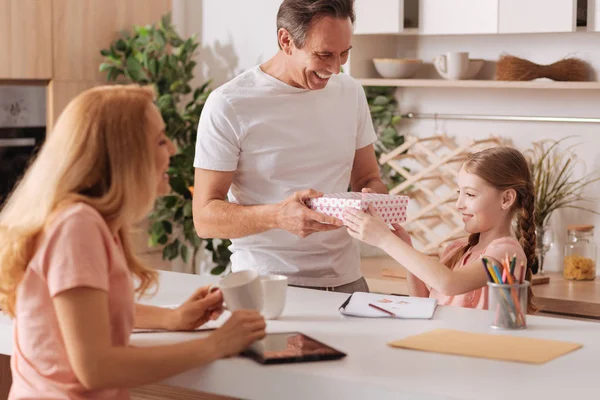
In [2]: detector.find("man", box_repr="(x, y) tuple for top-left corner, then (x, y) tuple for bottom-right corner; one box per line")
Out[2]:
(193, 0), (387, 293)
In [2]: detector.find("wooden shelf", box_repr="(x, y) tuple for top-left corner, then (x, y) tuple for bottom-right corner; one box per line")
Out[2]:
(357, 79), (600, 90)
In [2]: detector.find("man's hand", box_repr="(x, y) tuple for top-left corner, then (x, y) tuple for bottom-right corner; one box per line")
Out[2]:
(275, 189), (343, 238)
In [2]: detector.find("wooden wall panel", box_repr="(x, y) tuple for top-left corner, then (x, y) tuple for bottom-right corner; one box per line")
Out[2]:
(0, 0), (52, 79)
(46, 80), (100, 129)
(52, 0), (172, 82)
(48, 0), (172, 129)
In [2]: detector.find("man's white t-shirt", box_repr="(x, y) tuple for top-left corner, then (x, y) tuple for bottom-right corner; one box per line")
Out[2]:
(194, 66), (377, 287)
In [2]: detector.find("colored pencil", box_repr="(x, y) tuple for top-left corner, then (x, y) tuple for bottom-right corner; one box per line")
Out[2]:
(492, 264), (504, 285)
(481, 258), (494, 282)
(369, 303), (396, 317)
(510, 253), (516, 276)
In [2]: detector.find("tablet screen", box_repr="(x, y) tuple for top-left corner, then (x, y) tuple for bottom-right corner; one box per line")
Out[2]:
(242, 332), (347, 364)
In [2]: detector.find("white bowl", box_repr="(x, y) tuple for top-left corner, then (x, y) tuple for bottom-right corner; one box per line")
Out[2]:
(373, 58), (422, 79)
(435, 58), (485, 80)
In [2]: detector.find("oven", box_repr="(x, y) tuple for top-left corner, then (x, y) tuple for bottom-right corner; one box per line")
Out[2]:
(0, 85), (46, 205)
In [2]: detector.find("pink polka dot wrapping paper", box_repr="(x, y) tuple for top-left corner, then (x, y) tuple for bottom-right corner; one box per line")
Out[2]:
(305, 192), (409, 225)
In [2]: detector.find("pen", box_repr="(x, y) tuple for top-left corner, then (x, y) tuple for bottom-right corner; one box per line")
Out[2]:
(369, 303), (396, 316)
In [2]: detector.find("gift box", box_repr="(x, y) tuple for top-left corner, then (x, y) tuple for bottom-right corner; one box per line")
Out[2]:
(306, 192), (408, 225)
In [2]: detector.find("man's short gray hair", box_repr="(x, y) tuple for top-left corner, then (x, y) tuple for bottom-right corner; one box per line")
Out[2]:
(276, 0), (355, 49)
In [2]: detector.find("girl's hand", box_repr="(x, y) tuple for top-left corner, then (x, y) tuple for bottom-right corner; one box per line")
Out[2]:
(343, 205), (394, 248)
(169, 286), (224, 331)
(391, 223), (413, 247)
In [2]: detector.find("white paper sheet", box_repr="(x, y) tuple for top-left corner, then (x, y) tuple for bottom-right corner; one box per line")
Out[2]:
(340, 292), (437, 319)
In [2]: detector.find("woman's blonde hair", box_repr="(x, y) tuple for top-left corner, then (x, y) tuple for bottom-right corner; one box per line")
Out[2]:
(0, 85), (160, 316)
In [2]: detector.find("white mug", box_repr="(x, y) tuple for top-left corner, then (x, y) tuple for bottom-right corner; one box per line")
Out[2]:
(210, 270), (264, 312)
(433, 52), (470, 80)
(260, 274), (288, 320)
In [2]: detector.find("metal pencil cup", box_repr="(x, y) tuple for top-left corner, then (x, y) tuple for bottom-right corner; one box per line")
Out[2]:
(487, 281), (529, 330)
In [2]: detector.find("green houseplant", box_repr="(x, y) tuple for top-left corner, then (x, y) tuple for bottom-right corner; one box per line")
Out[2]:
(364, 86), (405, 190)
(526, 137), (600, 274)
(99, 13), (231, 274)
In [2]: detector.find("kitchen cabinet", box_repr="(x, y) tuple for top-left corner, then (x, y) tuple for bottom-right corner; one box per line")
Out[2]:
(354, 0), (405, 34)
(354, 0), (583, 35)
(418, 0), (498, 35)
(498, 0), (576, 33)
(0, 0), (52, 79)
(52, 0), (172, 82)
(48, 0), (172, 129)
(588, 0), (600, 31)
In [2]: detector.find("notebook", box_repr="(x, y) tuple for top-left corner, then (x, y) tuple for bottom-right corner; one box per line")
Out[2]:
(389, 329), (582, 364)
(339, 292), (438, 319)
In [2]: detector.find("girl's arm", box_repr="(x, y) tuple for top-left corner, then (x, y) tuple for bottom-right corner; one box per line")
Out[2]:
(388, 223), (430, 297)
(344, 207), (494, 296)
(53, 287), (265, 390)
(406, 271), (430, 297)
(379, 235), (490, 295)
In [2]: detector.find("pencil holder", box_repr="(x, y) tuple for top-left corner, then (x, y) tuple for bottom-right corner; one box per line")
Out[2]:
(487, 281), (529, 330)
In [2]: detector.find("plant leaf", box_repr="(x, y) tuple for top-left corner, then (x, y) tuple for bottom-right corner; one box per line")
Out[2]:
(126, 56), (148, 81)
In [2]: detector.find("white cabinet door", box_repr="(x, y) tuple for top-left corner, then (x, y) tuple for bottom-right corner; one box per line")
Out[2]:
(498, 0), (576, 33)
(419, 0), (498, 35)
(588, 0), (600, 31)
(354, 0), (404, 34)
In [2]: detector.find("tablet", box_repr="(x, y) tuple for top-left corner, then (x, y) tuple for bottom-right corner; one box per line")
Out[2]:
(241, 332), (347, 365)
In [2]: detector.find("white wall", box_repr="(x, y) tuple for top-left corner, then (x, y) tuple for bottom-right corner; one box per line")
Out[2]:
(173, 0), (282, 87)
(173, 0), (600, 274)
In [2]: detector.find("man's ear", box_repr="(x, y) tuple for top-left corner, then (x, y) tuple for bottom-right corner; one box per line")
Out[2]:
(278, 28), (293, 55)
(501, 189), (517, 210)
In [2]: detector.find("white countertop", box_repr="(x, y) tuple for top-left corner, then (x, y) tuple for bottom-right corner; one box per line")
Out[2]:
(2, 270), (600, 399)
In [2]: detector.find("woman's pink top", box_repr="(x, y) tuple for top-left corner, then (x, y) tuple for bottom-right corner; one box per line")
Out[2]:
(10, 203), (134, 399)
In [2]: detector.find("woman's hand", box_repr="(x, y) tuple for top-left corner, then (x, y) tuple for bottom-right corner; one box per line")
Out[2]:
(207, 310), (266, 358)
(168, 286), (224, 331)
(343, 205), (395, 248)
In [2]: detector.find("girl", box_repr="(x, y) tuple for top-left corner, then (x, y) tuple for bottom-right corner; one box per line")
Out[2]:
(344, 146), (536, 313)
(0, 85), (265, 399)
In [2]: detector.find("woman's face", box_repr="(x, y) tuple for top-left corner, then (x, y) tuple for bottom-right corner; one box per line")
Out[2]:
(146, 105), (176, 197)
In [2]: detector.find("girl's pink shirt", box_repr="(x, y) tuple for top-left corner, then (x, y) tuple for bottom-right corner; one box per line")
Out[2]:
(428, 237), (527, 310)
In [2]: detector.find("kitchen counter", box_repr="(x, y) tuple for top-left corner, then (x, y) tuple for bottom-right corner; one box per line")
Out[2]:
(361, 256), (600, 320)
(2, 270), (599, 399)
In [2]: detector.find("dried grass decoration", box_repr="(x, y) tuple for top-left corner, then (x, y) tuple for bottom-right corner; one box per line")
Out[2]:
(495, 54), (590, 81)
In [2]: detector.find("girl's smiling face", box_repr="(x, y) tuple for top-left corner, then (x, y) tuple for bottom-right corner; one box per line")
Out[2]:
(455, 168), (506, 234)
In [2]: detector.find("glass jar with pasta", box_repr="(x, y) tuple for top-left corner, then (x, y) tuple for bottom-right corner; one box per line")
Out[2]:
(563, 225), (597, 281)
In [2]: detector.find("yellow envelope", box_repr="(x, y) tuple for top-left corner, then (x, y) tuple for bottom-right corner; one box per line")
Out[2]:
(388, 329), (582, 364)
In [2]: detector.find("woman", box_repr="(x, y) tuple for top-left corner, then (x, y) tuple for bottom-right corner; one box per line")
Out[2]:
(0, 85), (265, 399)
